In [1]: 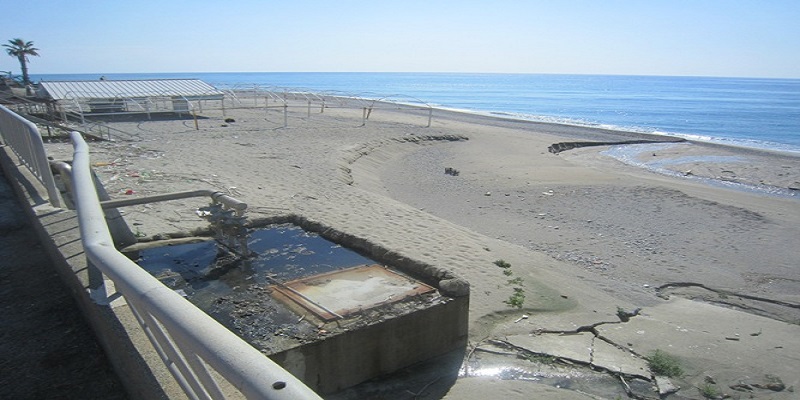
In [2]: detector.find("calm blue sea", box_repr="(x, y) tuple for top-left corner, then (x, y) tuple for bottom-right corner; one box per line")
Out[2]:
(31, 72), (800, 154)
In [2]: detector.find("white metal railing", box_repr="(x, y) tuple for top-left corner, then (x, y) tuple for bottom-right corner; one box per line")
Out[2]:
(0, 104), (61, 207)
(69, 131), (320, 399)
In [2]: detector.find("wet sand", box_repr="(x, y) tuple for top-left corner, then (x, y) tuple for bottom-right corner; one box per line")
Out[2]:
(43, 99), (800, 398)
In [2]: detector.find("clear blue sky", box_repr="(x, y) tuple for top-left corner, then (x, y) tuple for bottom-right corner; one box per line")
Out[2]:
(2, 0), (799, 78)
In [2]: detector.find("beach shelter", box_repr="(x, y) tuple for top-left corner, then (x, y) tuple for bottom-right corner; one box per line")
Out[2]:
(37, 79), (225, 120)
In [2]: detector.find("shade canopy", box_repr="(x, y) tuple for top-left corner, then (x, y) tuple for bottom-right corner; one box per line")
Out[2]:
(38, 79), (224, 101)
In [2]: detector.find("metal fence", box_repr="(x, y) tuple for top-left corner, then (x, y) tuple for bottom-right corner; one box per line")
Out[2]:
(69, 131), (320, 399)
(4, 87), (435, 143)
(0, 104), (61, 207)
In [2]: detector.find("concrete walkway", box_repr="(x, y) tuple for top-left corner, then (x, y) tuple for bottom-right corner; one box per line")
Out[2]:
(0, 171), (127, 399)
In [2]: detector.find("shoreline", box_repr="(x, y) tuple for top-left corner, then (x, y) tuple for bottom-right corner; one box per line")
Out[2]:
(317, 92), (800, 156)
(366, 102), (800, 198)
(599, 142), (800, 198)
(41, 99), (800, 398)
(366, 98), (800, 160)
(34, 72), (800, 155)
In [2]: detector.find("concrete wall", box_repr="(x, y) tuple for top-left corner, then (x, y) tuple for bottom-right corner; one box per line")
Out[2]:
(271, 296), (468, 394)
(249, 215), (471, 395)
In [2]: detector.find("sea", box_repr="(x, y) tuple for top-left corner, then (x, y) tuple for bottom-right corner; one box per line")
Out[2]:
(30, 72), (800, 154)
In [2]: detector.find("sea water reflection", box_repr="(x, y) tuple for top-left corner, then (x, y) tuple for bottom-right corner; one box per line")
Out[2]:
(603, 143), (797, 198)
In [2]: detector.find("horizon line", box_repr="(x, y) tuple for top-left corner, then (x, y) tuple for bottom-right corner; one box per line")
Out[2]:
(27, 71), (800, 80)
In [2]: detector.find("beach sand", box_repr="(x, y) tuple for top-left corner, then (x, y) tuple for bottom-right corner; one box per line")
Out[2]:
(44, 100), (800, 398)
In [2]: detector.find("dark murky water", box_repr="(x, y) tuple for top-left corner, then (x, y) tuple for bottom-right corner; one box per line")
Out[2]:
(133, 224), (379, 351)
(135, 223), (375, 295)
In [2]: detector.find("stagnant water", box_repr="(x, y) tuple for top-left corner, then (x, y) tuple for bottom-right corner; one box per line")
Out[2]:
(135, 223), (374, 294)
(133, 223), (379, 350)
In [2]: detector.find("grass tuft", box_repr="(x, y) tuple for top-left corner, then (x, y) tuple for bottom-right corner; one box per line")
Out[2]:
(699, 383), (720, 398)
(645, 349), (683, 377)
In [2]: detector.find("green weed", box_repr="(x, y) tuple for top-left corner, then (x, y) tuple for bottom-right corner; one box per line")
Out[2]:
(521, 352), (555, 364)
(645, 349), (683, 377)
(505, 287), (526, 309)
(699, 383), (719, 398)
(507, 277), (524, 285)
(495, 259), (525, 309)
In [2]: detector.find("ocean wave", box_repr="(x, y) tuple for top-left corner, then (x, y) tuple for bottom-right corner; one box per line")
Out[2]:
(651, 131), (800, 154)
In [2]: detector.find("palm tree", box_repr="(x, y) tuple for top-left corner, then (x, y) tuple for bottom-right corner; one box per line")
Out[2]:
(3, 38), (39, 87)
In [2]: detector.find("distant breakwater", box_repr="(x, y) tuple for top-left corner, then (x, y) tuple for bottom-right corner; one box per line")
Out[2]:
(548, 138), (686, 154)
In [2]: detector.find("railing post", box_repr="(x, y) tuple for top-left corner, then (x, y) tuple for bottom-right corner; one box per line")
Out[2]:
(0, 104), (62, 207)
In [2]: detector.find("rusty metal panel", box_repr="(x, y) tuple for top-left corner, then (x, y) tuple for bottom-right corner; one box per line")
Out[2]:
(271, 264), (435, 322)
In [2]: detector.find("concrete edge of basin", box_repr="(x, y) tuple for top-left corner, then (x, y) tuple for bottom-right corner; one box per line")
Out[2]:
(247, 215), (471, 394)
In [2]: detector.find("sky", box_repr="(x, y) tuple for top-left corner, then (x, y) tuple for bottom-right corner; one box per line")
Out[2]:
(2, 0), (799, 78)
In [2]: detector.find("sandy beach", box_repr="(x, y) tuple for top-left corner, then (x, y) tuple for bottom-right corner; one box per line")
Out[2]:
(44, 99), (800, 399)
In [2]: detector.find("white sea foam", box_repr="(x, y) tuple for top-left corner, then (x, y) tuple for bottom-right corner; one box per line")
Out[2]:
(459, 107), (800, 155)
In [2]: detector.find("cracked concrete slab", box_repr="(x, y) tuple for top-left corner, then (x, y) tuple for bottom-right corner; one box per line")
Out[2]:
(505, 332), (593, 364)
(521, 309), (622, 334)
(443, 377), (598, 400)
(505, 330), (650, 380)
(597, 297), (800, 395)
(591, 338), (650, 378)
